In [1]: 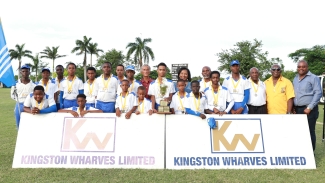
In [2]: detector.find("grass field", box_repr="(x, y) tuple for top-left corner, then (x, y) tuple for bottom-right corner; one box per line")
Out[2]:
(1, 88), (325, 183)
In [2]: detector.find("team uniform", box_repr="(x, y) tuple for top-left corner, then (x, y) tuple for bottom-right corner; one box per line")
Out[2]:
(247, 79), (267, 114)
(65, 106), (98, 116)
(115, 92), (136, 113)
(95, 74), (119, 113)
(84, 79), (98, 108)
(23, 93), (57, 113)
(204, 86), (234, 113)
(199, 80), (211, 92)
(11, 79), (36, 128)
(117, 79), (142, 95)
(148, 78), (175, 109)
(184, 92), (208, 117)
(222, 75), (250, 114)
(52, 77), (65, 110)
(59, 76), (84, 108)
(37, 79), (58, 99)
(133, 97), (152, 114)
(170, 91), (187, 114)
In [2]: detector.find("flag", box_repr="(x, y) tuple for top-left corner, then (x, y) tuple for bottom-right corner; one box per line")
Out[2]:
(0, 18), (15, 87)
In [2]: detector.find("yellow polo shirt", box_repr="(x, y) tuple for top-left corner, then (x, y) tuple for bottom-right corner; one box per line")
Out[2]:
(264, 76), (295, 114)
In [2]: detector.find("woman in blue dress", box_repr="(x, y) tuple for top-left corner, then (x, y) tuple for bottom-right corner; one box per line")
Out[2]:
(174, 67), (192, 93)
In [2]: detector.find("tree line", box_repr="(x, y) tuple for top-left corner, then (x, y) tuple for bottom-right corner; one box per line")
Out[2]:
(9, 37), (325, 83)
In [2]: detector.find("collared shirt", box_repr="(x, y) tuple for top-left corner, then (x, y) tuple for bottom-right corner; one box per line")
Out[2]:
(115, 92), (136, 112)
(148, 78), (176, 104)
(24, 93), (56, 109)
(247, 79), (266, 106)
(37, 79), (58, 99)
(95, 74), (119, 102)
(133, 97), (152, 114)
(117, 79), (142, 96)
(52, 77), (65, 103)
(222, 75), (250, 102)
(59, 76), (84, 100)
(184, 92), (208, 114)
(204, 86), (234, 113)
(174, 81), (192, 93)
(140, 77), (154, 99)
(293, 71), (322, 110)
(84, 79), (98, 104)
(199, 80), (211, 92)
(11, 79), (36, 103)
(170, 91), (187, 114)
(264, 76), (295, 114)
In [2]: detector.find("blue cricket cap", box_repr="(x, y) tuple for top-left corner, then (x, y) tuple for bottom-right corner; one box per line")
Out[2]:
(125, 65), (135, 71)
(41, 68), (51, 73)
(21, 65), (30, 70)
(230, 60), (240, 66)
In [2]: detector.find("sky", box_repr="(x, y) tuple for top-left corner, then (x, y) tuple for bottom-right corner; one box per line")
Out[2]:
(1, 0), (325, 78)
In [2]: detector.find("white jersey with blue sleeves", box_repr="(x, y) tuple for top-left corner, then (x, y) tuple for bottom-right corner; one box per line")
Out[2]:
(222, 74), (250, 102)
(115, 92), (136, 112)
(23, 93), (56, 109)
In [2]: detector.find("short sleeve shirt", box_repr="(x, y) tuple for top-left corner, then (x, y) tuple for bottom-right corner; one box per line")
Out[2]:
(148, 78), (176, 104)
(184, 92), (208, 114)
(59, 76), (84, 100)
(133, 98), (152, 114)
(95, 74), (119, 102)
(264, 76), (295, 114)
(115, 92), (136, 112)
(24, 93), (56, 109)
(37, 79), (58, 99)
(170, 92), (186, 114)
(204, 86), (233, 112)
(222, 75), (250, 102)
(84, 79), (98, 103)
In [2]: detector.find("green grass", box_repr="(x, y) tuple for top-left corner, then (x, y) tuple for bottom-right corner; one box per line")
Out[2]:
(1, 88), (325, 183)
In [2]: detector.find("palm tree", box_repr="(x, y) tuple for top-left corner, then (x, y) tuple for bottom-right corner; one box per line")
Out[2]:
(126, 37), (155, 68)
(26, 53), (49, 82)
(40, 46), (66, 78)
(9, 43), (33, 80)
(88, 42), (103, 67)
(71, 36), (92, 81)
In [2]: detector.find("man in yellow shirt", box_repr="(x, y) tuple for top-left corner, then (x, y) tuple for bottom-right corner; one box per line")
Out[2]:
(264, 64), (295, 114)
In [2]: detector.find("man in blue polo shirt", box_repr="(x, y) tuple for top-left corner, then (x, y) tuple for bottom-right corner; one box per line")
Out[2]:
(293, 60), (322, 152)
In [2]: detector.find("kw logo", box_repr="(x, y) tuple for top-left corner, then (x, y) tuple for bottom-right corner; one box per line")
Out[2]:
(61, 118), (116, 152)
(211, 120), (264, 153)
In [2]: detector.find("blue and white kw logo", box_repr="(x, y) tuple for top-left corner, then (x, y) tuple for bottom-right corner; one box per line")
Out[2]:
(210, 119), (265, 153)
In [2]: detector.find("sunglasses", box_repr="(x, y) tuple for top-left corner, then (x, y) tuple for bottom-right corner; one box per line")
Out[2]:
(271, 68), (281, 71)
(297, 66), (307, 68)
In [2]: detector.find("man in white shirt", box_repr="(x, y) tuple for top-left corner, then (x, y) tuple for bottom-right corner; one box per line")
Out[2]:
(148, 62), (175, 112)
(184, 80), (208, 119)
(58, 94), (103, 117)
(11, 65), (36, 128)
(117, 65), (142, 95)
(52, 65), (64, 110)
(95, 62), (119, 113)
(199, 66), (211, 92)
(84, 67), (98, 108)
(23, 85), (57, 114)
(247, 67), (267, 114)
(204, 71), (234, 115)
(37, 68), (58, 99)
(59, 63), (84, 108)
(222, 60), (250, 114)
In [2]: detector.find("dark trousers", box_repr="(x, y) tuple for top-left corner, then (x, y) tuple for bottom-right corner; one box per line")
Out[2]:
(247, 104), (267, 114)
(295, 105), (318, 151)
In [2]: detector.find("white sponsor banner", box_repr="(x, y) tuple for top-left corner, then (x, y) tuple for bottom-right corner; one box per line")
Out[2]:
(166, 114), (316, 169)
(13, 113), (165, 169)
